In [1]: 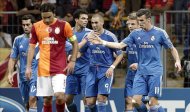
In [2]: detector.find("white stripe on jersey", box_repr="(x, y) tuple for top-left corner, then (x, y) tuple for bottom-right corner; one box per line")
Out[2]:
(104, 30), (118, 42)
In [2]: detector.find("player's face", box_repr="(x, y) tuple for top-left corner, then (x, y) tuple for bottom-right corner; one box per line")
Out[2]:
(137, 15), (150, 29)
(91, 17), (103, 32)
(22, 19), (33, 34)
(41, 12), (54, 25)
(126, 19), (139, 32)
(77, 14), (88, 28)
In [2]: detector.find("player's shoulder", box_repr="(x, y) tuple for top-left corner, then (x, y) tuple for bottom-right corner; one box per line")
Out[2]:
(84, 28), (92, 32)
(104, 29), (116, 37)
(14, 34), (25, 41)
(104, 29), (118, 42)
(152, 26), (166, 33)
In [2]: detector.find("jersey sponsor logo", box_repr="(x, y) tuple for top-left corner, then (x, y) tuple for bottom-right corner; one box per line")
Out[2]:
(139, 42), (154, 48)
(55, 27), (60, 34)
(42, 37), (58, 44)
(0, 96), (25, 112)
(92, 47), (105, 54)
(128, 51), (137, 55)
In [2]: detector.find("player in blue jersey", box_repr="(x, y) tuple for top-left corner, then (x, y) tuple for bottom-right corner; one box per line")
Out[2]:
(79, 14), (123, 112)
(65, 9), (91, 112)
(7, 14), (38, 112)
(123, 12), (139, 112)
(88, 9), (181, 112)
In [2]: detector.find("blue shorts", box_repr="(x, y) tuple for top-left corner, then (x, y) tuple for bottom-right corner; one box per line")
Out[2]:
(85, 66), (113, 97)
(124, 73), (135, 97)
(133, 73), (162, 98)
(65, 73), (86, 96)
(19, 80), (37, 104)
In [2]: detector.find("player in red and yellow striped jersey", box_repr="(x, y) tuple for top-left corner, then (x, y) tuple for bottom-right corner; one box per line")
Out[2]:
(25, 3), (78, 112)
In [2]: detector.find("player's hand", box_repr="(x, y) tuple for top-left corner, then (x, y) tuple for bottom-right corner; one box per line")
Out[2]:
(25, 67), (32, 80)
(129, 63), (138, 71)
(8, 73), (14, 85)
(175, 61), (181, 73)
(63, 61), (75, 74)
(87, 31), (103, 45)
(106, 67), (114, 78)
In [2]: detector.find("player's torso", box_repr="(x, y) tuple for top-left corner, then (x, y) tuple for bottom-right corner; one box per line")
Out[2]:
(73, 28), (91, 74)
(134, 28), (163, 74)
(33, 20), (68, 75)
(87, 30), (116, 67)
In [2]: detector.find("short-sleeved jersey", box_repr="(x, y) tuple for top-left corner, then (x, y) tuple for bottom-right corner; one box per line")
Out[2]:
(10, 34), (39, 82)
(122, 26), (173, 75)
(73, 28), (91, 74)
(30, 19), (73, 76)
(83, 29), (122, 68)
(126, 44), (138, 76)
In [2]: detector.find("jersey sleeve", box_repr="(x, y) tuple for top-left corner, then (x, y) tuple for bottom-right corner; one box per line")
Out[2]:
(160, 30), (173, 49)
(64, 22), (74, 39)
(122, 31), (136, 47)
(29, 25), (38, 46)
(10, 37), (19, 59)
(110, 34), (122, 56)
(65, 41), (73, 55)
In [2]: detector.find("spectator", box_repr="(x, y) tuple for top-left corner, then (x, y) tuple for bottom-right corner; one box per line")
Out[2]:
(0, 27), (12, 48)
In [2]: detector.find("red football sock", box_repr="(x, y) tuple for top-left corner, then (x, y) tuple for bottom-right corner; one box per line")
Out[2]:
(43, 104), (52, 112)
(56, 103), (65, 112)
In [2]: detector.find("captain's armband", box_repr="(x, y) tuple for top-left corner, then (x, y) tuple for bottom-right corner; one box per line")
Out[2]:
(68, 35), (77, 42)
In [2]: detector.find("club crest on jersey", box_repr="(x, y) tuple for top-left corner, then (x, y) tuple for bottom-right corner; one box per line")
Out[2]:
(151, 36), (155, 41)
(46, 27), (52, 33)
(55, 27), (60, 34)
(137, 37), (141, 40)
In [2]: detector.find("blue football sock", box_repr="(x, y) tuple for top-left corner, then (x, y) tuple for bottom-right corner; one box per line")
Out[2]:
(85, 105), (90, 112)
(150, 105), (165, 112)
(135, 103), (147, 112)
(67, 103), (78, 112)
(97, 101), (107, 112)
(29, 108), (37, 112)
(88, 104), (97, 112)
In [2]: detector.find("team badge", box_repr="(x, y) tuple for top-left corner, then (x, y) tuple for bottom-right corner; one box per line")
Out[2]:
(55, 27), (60, 34)
(46, 27), (52, 33)
(137, 37), (141, 40)
(151, 36), (155, 41)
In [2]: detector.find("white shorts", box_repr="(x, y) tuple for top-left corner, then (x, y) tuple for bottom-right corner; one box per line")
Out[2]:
(36, 74), (67, 96)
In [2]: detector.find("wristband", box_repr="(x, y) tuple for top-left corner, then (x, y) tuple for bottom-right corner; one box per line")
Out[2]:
(70, 59), (76, 62)
(102, 40), (107, 46)
(110, 65), (115, 69)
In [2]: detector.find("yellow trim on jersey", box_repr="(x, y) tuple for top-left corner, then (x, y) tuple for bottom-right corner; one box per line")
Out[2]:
(69, 35), (77, 42)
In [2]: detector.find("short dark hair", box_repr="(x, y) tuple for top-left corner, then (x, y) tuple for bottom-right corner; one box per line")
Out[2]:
(73, 9), (88, 19)
(40, 3), (55, 13)
(136, 9), (151, 19)
(127, 12), (137, 20)
(21, 14), (36, 23)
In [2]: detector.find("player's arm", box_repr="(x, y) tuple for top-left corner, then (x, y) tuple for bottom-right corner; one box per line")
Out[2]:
(88, 34), (127, 49)
(169, 47), (181, 72)
(69, 38), (78, 62)
(63, 22), (78, 74)
(106, 51), (123, 77)
(26, 44), (35, 80)
(7, 58), (17, 85)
